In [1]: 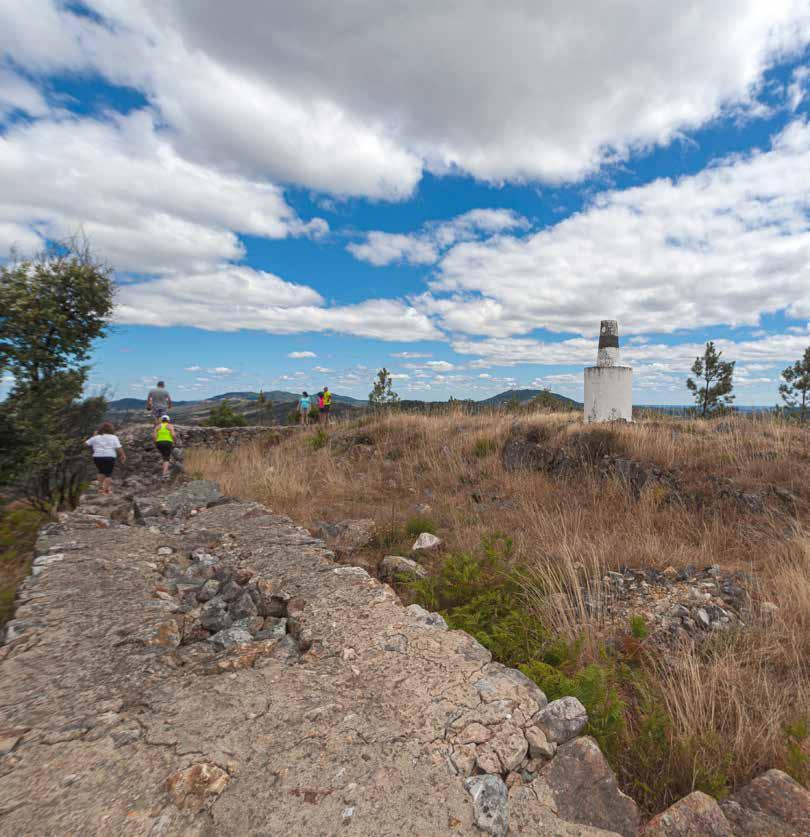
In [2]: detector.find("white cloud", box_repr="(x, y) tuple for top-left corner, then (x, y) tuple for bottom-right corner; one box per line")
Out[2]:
(287, 351), (317, 359)
(425, 360), (455, 372)
(0, 67), (49, 118)
(452, 329), (810, 375)
(312, 366), (333, 373)
(3, 1), (808, 191)
(116, 265), (442, 341)
(0, 110), (326, 273)
(424, 120), (810, 337)
(391, 351), (432, 359)
(210, 367), (234, 375)
(348, 209), (528, 266)
(183, 365), (202, 372)
(788, 66), (810, 111)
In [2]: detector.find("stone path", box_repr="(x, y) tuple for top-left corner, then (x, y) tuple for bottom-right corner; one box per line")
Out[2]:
(2, 470), (809, 836)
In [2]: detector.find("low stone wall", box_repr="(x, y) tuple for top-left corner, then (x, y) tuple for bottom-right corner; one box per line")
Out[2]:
(117, 423), (298, 479)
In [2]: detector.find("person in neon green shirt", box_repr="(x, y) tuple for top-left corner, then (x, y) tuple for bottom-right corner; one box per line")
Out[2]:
(320, 386), (332, 425)
(154, 415), (175, 477)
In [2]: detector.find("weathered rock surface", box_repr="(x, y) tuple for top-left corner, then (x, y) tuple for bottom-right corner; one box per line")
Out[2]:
(720, 769), (810, 836)
(539, 737), (640, 837)
(379, 554), (428, 580)
(642, 791), (732, 836)
(412, 532), (442, 552)
(1, 476), (636, 836)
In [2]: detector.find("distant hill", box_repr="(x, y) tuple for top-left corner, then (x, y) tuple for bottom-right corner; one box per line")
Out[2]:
(106, 387), (580, 425)
(479, 389), (581, 408)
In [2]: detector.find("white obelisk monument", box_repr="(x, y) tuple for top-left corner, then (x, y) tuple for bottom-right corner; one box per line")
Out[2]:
(584, 320), (633, 422)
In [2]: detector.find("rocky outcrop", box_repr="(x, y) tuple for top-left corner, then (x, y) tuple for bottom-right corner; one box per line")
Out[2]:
(1, 476), (640, 836)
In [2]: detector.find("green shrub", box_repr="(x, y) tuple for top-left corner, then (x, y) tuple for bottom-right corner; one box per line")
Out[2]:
(308, 429), (329, 450)
(405, 515), (436, 537)
(630, 615), (649, 639)
(784, 719), (810, 785)
(473, 437), (498, 458)
(204, 400), (247, 427)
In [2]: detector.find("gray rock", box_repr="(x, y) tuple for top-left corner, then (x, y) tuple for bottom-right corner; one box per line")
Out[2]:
(534, 696), (587, 744)
(196, 579), (220, 603)
(200, 597), (232, 632)
(642, 790), (732, 836)
(412, 532), (441, 552)
(208, 627), (254, 649)
(464, 774), (509, 837)
(256, 617), (287, 640)
(220, 579), (243, 603)
(405, 604), (448, 630)
(230, 591), (259, 620)
(379, 555), (428, 580)
(720, 768), (810, 836)
(541, 737), (639, 836)
(315, 519), (376, 553)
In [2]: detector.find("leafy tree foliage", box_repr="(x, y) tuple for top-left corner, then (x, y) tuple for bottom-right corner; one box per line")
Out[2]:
(369, 367), (399, 408)
(0, 238), (114, 383)
(0, 239), (114, 509)
(204, 400), (247, 427)
(779, 346), (810, 421)
(686, 341), (735, 417)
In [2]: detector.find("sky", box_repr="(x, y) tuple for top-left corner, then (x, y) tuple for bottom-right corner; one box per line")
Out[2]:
(1, 1), (810, 405)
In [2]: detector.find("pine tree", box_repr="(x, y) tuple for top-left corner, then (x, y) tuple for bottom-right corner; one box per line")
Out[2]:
(779, 346), (810, 422)
(369, 368), (399, 409)
(686, 341), (735, 417)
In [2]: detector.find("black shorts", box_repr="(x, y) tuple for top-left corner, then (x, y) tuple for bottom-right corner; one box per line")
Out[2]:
(156, 441), (174, 462)
(320, 404), (330, 413)
(94, 457), (116, 476)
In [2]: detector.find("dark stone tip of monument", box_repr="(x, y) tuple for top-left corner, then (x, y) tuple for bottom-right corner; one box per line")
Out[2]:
(598, 335), (620, 349)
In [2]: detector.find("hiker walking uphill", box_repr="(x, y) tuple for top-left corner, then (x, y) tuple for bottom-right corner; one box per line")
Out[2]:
(85, 422), (126, 495)
(146, 381), (172, 425)
(154, 415), (175, 477)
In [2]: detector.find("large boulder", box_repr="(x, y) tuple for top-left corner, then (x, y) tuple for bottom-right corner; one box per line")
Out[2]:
(539, 737), (639, 837)
(720, 769), (810, 836)
(643, 791), (732, 836)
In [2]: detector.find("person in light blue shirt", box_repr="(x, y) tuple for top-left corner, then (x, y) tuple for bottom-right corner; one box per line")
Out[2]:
(299, 391), (311, 425)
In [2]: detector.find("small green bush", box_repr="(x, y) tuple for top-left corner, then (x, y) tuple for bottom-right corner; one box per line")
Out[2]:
(630, 615), (649, 639)
(405, 515), (436, 537)
(784, 719), (810, 785)
(473, 437), (498, 458)
(308, 429), (329, 450)
(203, 400), (247, 427)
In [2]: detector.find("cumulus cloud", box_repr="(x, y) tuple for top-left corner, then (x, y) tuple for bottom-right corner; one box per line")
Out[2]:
(391, 351), (432, 359)
(3, 1), (808, 191)
(348, 208), (528, 266)
(116, 265), (442, 341)
(424, 120), (810, 337)
(452, 329), (810, 373)
(287, 351), (316, 359)
(0, 110), (325, 273)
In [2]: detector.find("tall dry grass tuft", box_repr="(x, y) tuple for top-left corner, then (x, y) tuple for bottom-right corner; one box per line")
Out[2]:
(186, 410), (810, 811)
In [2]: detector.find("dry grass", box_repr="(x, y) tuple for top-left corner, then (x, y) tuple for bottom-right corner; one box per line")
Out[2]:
(186, 409), (810, 810)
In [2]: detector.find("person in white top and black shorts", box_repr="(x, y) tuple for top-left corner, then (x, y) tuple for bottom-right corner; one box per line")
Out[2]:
(85, 422), (126, 495)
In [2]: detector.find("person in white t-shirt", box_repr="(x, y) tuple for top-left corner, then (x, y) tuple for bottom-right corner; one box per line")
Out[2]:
(85, 422), (126, 495)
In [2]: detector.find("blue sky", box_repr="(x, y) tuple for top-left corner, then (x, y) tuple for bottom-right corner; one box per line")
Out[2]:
(2, 2), (810, 405)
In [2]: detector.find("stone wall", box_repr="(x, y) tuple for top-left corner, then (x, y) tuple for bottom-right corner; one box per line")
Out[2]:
(117, 423), (298, 479)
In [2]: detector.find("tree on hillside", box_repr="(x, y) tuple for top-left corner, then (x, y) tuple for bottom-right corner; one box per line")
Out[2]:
(686, 341), (735, 417)
(779, 346), (810, 422)
(0, 239), (114, 509)
(204, 400), (247, 427)
(369, 368), (399, 409)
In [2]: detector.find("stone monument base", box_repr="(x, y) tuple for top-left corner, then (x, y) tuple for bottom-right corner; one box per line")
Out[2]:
(584, 366), (633, 423)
